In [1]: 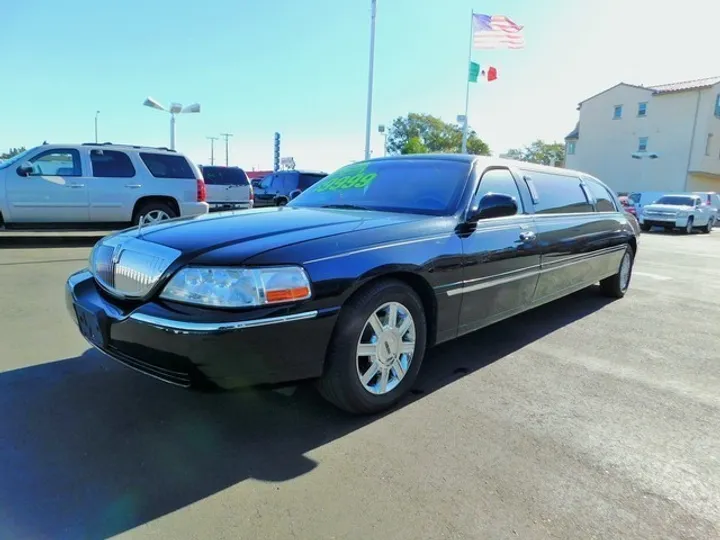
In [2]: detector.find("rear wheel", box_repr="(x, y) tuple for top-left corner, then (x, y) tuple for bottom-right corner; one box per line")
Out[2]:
(599, 244), (634, 299)
(133, 201), (177, 226)
(317, 279), (427, 414)
(276, 197), (288, 206)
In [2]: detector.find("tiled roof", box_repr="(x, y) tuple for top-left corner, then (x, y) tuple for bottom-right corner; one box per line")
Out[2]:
(565, 122), (579, 140)
(648, 76), (720, 94)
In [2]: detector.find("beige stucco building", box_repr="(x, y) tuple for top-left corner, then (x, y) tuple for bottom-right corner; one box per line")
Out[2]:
(564, 76), (720, 194)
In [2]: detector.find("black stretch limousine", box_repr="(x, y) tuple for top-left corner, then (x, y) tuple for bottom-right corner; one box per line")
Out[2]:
(66, 155), (639, 414)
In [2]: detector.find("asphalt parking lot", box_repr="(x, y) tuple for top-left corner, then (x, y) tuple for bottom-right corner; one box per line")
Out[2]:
(1, 231), (719, 540)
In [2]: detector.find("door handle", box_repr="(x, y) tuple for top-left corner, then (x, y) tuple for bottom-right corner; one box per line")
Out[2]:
(66, 183), (85, 188)
(519, 231), (536, 242)
(125, 184), (142, 189)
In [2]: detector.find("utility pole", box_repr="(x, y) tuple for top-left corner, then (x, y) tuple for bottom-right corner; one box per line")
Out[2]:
(207, 136), (218, 165)
(94, 110), (100, 143)
(364, 0), (377, 161)
(220, 133), (233, 166)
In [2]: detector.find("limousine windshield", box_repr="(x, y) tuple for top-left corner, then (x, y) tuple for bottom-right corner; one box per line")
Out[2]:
(288, 158), (469, 216)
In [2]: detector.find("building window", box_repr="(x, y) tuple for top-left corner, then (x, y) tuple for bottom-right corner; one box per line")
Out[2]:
(638, 102), (647, 117)
(613, 105), (623, 119)
(706, 133), (714, 156)
(567, 141), (576, 155)
(716, 95), (720, 117)
(638, 137), (648, 152)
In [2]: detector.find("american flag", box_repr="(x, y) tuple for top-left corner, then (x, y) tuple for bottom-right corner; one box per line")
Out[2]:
(472, 14), (525, 50)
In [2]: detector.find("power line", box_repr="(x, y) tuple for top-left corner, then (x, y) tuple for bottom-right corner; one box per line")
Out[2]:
(220, 133), (233, 166)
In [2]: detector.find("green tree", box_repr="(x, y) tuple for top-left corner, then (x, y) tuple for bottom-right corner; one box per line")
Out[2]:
(387, 113), (490, 156)
(504, 140), (565, 166)
(0, 147), (26, 160)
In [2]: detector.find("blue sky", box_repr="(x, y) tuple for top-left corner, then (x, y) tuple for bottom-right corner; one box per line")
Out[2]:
(1, 0), (718, 172)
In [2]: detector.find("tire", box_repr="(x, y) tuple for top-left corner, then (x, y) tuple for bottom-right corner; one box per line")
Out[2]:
(702, 217), (714, 234)
(640, 223), (651, 232)
(133, 201), (177, 226)
(599, 244), (634, 299)
(684, 217), (694, 234)
(317, 279), (427, 415)
(276, 197), (288, 206)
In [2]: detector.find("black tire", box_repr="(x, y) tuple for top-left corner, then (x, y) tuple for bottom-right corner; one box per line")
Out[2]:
(133, 201), (177, 226)
(640, 223), (651, 232)
(599, 244), (634, 299)
(702, 217), (714, 234)
(317, 279), (427, 415)
(276, 197), (288, 206)
(684, 217), (694, 234)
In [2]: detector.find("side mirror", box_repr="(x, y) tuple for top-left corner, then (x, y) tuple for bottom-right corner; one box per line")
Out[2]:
(468, 193), (518, 222)
(16, 162), (33, 177)
(289, 189), (302, 200)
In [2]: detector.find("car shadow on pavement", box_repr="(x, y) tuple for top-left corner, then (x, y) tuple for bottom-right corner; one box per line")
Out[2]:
(0, 287), (612, 539)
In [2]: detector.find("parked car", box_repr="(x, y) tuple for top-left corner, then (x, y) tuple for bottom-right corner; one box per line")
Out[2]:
(0, 143), (208, 227)
(66, 155), (638, 414)
(639, 194), (715, 233)
(199, 165), (253, 212)
(618, 195), (637, 217)
(693, 191), (720, 222)
(253, 170), (327, 207)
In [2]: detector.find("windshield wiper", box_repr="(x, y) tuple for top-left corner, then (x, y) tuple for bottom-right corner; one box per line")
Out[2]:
(320, 204), (370, 210)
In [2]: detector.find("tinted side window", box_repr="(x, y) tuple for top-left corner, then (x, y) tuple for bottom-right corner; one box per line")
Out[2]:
(282, 174), (298, 191)
(629, 193), (640, 204)
(140, 153), (195, 179)
(259, 175), (274, 189)
(585, 178), (617, 212)
(90, 150), (136, 178)
(29, 149), (81, 176)
(299, 174), (325, 189)
(526, 171), (592, 214)
(473, 168), (522, 214)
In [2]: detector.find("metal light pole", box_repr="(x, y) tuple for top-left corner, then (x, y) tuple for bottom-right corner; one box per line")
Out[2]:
(94, 110), (100, 143)
(220, 133), (233, 166)
(207, 136), (218, 165)
(143, 97), (201, 150)
(364, 0), (377, 161)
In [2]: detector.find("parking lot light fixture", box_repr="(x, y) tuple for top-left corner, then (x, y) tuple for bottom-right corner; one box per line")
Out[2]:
(143, 97), (201, 150)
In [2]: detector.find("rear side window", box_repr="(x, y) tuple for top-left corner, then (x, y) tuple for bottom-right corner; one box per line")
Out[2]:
(140, 153), (195, 179)
(201, 167), (249, 186)
(299, 174), (325, 189)
(525, 171), (593, 214)
(90, 150), (135, 178)
(584, 178), (617, 212)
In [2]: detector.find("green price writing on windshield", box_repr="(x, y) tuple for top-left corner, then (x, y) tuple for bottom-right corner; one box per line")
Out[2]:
(315, 164), (378, 193)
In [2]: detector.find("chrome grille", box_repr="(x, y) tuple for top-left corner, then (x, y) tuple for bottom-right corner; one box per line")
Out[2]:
(91, 236), (182, 299)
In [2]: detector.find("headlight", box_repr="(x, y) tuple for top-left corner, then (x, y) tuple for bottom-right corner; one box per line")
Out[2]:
(677, 211), (687, 217)
(160, 266), (312, 307)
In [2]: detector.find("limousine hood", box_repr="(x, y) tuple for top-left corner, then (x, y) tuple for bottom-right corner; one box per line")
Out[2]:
(121, 206), (431, 262)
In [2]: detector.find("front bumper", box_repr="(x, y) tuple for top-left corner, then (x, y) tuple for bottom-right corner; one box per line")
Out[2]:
(65, 270), (338, 389)
(639, 214), (689, 228)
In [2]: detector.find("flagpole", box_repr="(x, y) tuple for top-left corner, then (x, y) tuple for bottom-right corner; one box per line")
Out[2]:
(461, 10), (474, 154)
(364, 0), (377, 161)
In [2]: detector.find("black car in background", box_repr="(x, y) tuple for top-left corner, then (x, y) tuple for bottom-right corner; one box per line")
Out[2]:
(253, 170), (327, 206)
(66, 155), (638, 414)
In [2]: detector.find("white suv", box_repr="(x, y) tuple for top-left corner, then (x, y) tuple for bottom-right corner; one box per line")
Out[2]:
(0, 143), (209, 227)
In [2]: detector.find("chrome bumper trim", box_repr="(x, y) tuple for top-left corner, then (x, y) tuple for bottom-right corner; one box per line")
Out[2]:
(129, 310), (319, 334)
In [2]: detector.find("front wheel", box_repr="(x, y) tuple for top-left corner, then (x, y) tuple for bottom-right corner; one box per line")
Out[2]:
(702, 217), (714, 234)
(684, 217), (694, 234)
(640, 223), (651, 232)
(317, 279), (427, 414)
(599, 244), (634, 299)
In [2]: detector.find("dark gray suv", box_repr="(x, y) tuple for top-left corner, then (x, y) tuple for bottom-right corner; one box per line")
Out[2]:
(254, 170), (327, 207)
